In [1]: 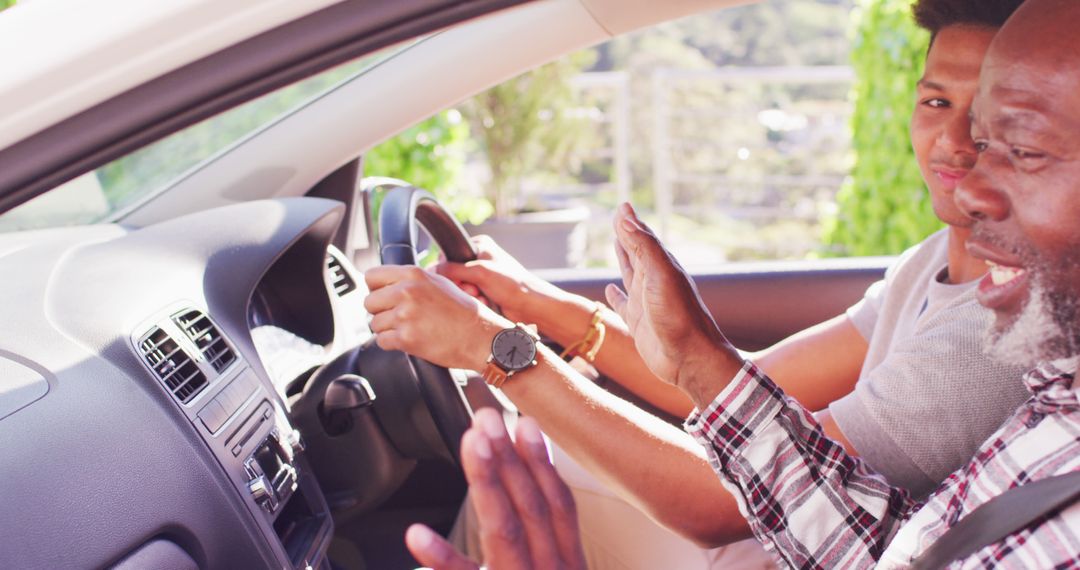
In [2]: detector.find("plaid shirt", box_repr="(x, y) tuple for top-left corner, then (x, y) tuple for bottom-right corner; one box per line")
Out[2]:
(686, 357), (1080, 569)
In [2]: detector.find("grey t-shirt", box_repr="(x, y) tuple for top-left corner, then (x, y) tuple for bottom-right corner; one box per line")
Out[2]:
(829, 229), (1030, 497)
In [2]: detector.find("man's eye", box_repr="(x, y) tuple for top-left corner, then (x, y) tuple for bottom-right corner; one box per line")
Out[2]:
(922, 98), (950, 109)
(974, 140), (989, 153)
(1011, 147), (1045, 160)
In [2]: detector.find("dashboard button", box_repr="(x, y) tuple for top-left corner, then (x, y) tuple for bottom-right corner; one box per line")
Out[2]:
(234, 375), (256, 405)
(217, 381), (240, 410)
(248, 474), (277, 513)
(198, 400), (227, 433)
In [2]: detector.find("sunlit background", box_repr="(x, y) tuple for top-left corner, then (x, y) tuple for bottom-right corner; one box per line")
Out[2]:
(0, 0), (936, 270)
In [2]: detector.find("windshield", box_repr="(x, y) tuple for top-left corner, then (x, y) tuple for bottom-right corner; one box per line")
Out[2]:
(0, 43), (410, 233)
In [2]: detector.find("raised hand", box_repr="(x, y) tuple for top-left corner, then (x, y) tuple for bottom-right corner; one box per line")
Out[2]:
(604, 203), (743, 408)
(405, 409), (587, 570)
(364, 265), (511, 371)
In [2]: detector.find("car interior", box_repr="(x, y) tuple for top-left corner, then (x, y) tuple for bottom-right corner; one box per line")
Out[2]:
(0, 0), (890, 568)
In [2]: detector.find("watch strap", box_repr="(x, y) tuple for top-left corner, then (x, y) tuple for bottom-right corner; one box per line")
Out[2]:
(481, 357), (511, 388)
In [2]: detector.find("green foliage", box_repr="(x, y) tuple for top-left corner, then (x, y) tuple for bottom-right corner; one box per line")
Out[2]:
(822, 0), (941, 256)
(364, 112), (465, 195)
(363, 111), (490, 224)
(462, 51), (596, 218)
(0, 0), (13, 10)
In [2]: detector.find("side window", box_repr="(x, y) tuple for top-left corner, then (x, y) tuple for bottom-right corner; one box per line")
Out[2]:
(366, 0), (925, 270)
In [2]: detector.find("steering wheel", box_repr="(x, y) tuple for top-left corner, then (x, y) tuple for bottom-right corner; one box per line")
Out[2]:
(290, 182), (479, 518)
(368, 183), (479, 465)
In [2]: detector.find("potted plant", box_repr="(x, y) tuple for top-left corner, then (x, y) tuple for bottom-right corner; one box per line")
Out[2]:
(459, 54), (595, 269)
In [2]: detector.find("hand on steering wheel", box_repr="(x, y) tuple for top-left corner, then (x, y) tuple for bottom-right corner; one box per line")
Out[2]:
(364, 265), (509, 371)
(433, 235), (569, 326)
(291, 183), (499, 516)
(363, 183), (496, 466)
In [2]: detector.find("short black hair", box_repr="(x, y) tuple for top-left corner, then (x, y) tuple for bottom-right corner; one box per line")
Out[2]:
(912, 0), (1026, 37)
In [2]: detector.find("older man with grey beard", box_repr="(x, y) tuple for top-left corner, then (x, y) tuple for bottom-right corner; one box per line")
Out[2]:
(401, 0), (1080, 567)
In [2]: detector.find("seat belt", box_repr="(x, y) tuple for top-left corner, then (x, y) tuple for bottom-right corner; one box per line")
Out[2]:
(911, 470), (1080, 569)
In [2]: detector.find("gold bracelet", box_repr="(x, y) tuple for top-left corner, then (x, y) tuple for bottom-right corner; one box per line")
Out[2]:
(560, 302), (607, 363)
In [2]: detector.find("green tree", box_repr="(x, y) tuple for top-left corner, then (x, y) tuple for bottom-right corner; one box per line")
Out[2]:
(823, 0), (940, 256)
(364, 110), (488, 223)
(462, 52), (595, 218)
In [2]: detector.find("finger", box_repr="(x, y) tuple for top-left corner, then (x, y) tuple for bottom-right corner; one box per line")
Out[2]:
(474, 410), (562, 569)
(405, 524), (479, 570)
(365, 265), (424, 291)
(514, 417), (586, 568)
(363, 284), (403, 314)
(615, 203), (669, 272)
(460, 427), (535, 570)
(617, 205), (700, 306)
(432, 263), (483, 299)
(372, 329), (404, 353)
(612, 238), (645, 332)
(613, 239), (634, 294)
(434, 261), (483, 286)
(461, 282), (482, 299)
(368, 308), (399, 334)
(622, 202), (658, 237)
(431, 260), (457, 279)
(613, 204), (645, 264)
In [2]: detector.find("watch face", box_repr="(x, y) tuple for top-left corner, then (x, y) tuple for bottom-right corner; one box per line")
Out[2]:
(492, 328), (537, 372)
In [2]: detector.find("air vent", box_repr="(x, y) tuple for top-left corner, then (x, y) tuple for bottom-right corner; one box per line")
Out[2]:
(174, 310), (236, 373)
(138, 327), (208, 403)
(326, 255), (357, 296)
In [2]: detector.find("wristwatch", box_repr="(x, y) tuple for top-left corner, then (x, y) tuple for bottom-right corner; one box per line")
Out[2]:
(481, 323), (540, 388)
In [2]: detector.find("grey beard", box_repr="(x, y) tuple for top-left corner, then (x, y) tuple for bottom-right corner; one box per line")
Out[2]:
(983, 282), (1075, 367)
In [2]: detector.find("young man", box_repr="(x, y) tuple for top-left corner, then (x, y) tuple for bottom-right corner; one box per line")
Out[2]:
(404, 0), (1080, 565)
(363, 1), (1027, 565)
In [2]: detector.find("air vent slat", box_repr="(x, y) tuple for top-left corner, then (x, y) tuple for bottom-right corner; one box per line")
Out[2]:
(158, 360), (194, 387)
(138, 325), (207, 404)
(326, 255), (357, 296)
(173, 309), (236, 374)
(173, 369), (204, 393)
(188, 326), (213, 339)
(153, 345), (185, 366)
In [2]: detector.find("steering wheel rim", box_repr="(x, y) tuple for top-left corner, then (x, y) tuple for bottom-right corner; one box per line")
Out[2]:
(376, 183), (477, 465)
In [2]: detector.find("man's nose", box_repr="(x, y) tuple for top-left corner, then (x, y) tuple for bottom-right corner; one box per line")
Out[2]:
(954, 159), (1009, 222)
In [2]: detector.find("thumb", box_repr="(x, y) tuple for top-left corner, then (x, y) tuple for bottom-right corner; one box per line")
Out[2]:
(605, 284), (628, 320)
(405, 524), (479, 570)
(434, 260), (487, 285)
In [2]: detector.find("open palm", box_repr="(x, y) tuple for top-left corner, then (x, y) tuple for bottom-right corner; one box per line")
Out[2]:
(604, 204), (741, 405)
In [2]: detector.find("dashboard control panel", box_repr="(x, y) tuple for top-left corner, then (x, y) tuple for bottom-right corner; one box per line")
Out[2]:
(245, 428), (300, 516)
(133, 304), (332, 569)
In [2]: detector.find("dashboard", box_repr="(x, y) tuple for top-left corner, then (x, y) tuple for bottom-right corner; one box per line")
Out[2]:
(0, 197), (370, 568)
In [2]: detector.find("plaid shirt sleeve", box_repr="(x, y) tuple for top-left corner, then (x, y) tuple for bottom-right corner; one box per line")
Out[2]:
(686, 361), (921, 569)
